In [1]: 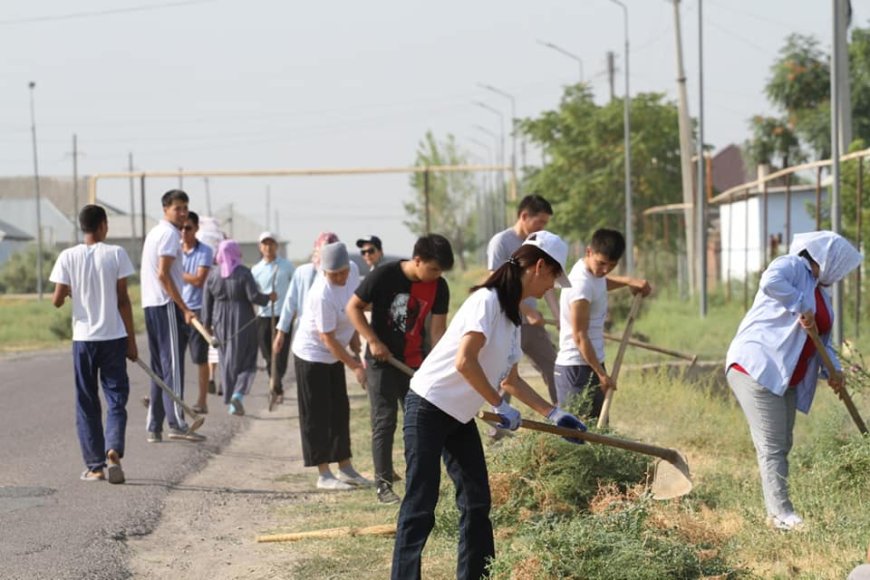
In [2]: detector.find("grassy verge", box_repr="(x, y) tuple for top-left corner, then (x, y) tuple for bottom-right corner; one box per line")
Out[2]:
(265, 291), (870, 579)
(0, 286), (146, 354)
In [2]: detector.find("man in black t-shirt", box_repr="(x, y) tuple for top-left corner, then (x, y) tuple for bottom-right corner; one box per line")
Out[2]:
(347, 234), (454, 504)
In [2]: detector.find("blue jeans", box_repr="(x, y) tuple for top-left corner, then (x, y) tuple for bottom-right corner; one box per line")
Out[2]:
(73, 338), (130, 470)
(391, 392), (494, 580)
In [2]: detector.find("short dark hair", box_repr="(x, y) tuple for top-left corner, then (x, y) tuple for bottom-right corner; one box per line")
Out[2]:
(161, 189), (189, 208)
(413, 234), (454, 271)
(79, 204), (107, 234)
(588, 228), (626, 261)
(517, 194), (553, 217)
(187, 211), (199, 226)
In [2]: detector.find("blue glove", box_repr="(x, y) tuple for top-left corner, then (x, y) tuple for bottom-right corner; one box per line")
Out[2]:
(547, 406), (587, 445)
(492, 399), (521, 431)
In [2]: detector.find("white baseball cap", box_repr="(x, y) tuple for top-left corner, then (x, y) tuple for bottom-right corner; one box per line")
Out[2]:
(521, 230), (571, 288)
(258, 231), (278, 243)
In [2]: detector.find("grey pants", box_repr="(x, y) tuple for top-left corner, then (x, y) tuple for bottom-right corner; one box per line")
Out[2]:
(520, 323), (557, 404)
(726, 368), (797, 517)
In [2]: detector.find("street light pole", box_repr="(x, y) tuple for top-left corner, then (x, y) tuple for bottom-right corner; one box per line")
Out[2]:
(607, 0), (634, 276)
(536, 40), (584, 83)
(478, 83), (518, 199)
(473, 101), (508, 228)
(28, 81), (44, 300)
(698, 0), (707, 317)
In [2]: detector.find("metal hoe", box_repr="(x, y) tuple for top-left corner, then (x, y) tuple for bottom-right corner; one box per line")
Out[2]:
(478, 411), (693, 500)
(386, 355), (692, 500)
(134, 359), (206, 433)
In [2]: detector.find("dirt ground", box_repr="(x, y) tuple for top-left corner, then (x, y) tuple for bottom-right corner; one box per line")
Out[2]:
(127, 391), (314, 579)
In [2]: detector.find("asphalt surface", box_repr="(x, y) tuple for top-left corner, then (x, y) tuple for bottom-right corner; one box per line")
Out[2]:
(0, 341), (241, 580)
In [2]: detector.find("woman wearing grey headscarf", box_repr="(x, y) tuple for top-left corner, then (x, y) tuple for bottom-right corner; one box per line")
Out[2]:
(291, 241), (371, 491)
(725, 231), (862, 531)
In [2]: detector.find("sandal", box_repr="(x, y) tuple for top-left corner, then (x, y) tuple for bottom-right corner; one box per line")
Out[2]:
(80, 469), (105, 482)
(106, 450), (125, 484)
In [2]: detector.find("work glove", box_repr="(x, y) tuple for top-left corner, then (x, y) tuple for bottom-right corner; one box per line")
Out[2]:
(492, 399), (521, 431)
(547, 406), (587, 445)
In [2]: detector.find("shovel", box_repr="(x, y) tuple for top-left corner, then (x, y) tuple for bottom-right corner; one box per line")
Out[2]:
(597, 293), (644, 428)
(191, 317), (219, 348)
(268, 268), (280, 412)
(477, 410), (692, 500)
(804, 325), (868, 435)
(134, 359), (206, 433)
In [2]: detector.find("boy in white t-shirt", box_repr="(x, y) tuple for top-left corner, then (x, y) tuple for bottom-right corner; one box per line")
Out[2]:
(555, 228), (651, 417)
(50, 205), (138, 484)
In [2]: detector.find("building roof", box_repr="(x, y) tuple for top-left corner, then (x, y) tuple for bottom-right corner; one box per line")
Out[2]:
(0, 219), (33, 241)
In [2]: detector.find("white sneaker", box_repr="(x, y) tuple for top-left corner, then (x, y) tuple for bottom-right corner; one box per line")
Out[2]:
(338, 469), (374, 487)
(768, 512), (804, 531)
(316, 476), (354, 491)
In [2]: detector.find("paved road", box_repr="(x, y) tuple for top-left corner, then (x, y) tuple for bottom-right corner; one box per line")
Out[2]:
(0, 342), (241, 580)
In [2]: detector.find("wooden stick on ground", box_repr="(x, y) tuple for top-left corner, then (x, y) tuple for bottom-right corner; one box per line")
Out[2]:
(257, 523), (397, 543)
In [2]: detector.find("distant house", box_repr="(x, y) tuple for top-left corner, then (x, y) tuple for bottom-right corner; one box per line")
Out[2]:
(0, 219), (34, 267)
(714, 171), (825, 281)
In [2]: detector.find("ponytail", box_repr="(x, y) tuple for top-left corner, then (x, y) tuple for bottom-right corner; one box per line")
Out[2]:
(471, 245), (559, 326)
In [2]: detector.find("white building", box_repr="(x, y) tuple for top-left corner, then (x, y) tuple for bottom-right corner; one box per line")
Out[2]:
(717, 183), (825, 281)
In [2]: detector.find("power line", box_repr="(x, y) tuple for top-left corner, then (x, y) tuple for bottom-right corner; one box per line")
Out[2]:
(0, 0), (216, 26)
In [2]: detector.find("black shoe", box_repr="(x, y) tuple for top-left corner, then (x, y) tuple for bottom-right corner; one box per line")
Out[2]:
(207, 379), (216, 394)
(377, 483), (401, 505)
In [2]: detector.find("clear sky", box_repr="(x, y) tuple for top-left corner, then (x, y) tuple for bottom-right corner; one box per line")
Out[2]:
(0, 0), (859, 259)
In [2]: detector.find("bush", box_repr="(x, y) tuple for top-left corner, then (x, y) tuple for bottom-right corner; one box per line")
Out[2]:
(0, 246), (57, 294)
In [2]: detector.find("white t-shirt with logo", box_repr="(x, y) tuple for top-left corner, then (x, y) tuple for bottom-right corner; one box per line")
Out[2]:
(49, 243), (135, 341)
(410, 288), (522, 423)
(141, 220), (184, 308)
(292, 267), (361, 364)
(556, 259), (608, 366)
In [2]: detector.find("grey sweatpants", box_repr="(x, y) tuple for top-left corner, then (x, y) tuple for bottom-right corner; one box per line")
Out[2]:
(726, 368), (797, 517)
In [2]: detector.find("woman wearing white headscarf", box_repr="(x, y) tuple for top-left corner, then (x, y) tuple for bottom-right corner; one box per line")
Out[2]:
(726, 231), (862, 531)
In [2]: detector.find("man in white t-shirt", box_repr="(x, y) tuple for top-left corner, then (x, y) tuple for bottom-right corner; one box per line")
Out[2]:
(140, 189), (204, 443)
(50, 205), (138, 484)
(486, 194), (561, 404)
(555, 228), (651, 417)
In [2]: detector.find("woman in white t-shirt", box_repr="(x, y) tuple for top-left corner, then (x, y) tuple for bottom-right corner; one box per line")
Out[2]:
(290, 242), (371, 491)
(391, 231), (587, 580)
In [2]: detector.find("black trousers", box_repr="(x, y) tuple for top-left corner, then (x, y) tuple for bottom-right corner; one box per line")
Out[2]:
(365, 359), (411, 486)
(257, 317), (290, 394)
(294, 357), (351, 467)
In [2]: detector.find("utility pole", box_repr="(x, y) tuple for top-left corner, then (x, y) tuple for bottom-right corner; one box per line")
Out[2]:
(478, 84), (519, 200)
(607, 51), (616, 102)
(28, 81), (44, 300)
(831, 0), (844, 345)
(835, 0), (852, 151)
(697, 0), (707, 317)
(128, 152), (136, 245)
(204, 177), (212, 215)
(178, 167), (183, 189)
(672, 0), (696, 294)
(265, 185), (271, 232)
(72, 134), (80, 244)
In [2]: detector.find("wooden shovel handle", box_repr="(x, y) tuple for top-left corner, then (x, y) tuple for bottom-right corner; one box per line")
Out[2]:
(387, 355), (416, 378)
(191, 318), (219, 347)
(597, 294), (644, 428)
(804, 326), (868, 434)
(477, 411), (679, 463)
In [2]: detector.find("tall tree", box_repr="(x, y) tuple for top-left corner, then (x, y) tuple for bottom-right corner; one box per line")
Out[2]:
(518, 85), (684, 244)
(744, 115), (804, 170)
(404, 131), (480, 270)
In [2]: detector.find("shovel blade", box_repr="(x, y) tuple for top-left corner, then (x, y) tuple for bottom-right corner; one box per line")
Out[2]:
(650, 452), (693, 500)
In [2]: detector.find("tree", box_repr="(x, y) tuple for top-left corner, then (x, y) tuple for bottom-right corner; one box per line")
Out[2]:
(744, 115), (804, 170)
(0, 245), (57, 294)
(518, 85), (684, 244)
(404, 131), (481, 270)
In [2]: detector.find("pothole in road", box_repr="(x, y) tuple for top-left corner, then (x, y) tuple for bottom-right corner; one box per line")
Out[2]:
(0, 486), (56, 514)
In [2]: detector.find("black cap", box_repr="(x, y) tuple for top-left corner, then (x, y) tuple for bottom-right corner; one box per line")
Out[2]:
(355, 235), (382, 251)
